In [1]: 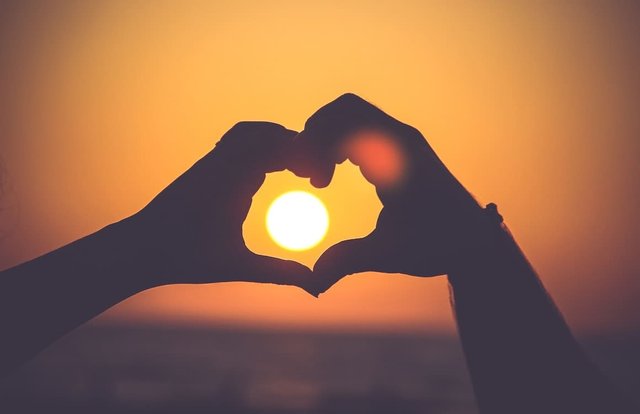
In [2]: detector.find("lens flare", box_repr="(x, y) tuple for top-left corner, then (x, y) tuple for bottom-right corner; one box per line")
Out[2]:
(266, 191), (329, 251)
(343, 130), (405, 188)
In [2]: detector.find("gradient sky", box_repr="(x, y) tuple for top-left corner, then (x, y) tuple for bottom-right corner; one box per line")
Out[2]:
(1, 0), (639, 334)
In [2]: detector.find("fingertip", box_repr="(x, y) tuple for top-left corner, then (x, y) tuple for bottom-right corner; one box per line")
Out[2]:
(309, 261), (347, 296)
(287, 262), (323, 295)
(304, 287), (321, 299)
(300, 279), (328, 298)
(312, 273), (342, 296)
(310, 166), (335, 188)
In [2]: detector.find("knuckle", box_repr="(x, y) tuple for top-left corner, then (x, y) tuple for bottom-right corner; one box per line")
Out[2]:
(334, 93), (370, 112)
(228, 121), (255, 135)
(229, 121), (284, 138)
(335, 92), (363, 105)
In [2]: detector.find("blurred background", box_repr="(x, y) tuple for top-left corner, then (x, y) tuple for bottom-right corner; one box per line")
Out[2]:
(1, 1), (639, 412)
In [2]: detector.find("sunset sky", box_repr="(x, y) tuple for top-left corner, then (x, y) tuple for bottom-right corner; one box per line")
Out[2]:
(1, 1), (639, 334)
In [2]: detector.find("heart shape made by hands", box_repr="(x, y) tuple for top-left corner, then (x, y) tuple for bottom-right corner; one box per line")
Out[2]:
(242, 93), (487, 296)
(243, 158), (383, 270)
(286, 94), (486, 295)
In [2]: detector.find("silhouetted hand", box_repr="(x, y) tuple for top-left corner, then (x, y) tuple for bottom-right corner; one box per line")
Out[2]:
(291, 94), (489, 294)
(130, 121), (314, 290)
(291, 96), (640, 413)
(0, 121), (319, 375)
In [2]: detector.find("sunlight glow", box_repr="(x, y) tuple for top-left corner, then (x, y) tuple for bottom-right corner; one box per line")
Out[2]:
(266, 191), (329, 251)
(343, 130), (405, 188)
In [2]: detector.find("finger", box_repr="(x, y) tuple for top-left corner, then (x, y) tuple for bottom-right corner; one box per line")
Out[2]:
(241, 254), (318, 297)
(197, 121), (300, 200)
(289, 93), (385, 186)
(311, 236), (384, 295)
(289, 129), (336, 188)
(177, 122), (296, 196)
(290, 94), (433, 193)
(214, 121), (299, 174)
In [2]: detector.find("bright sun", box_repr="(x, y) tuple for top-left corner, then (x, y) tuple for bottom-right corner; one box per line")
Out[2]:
(266, 191), (329, 251)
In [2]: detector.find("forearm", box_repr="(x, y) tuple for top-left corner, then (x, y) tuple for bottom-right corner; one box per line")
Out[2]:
(0, 217), (154, 375)
(448, 224), (635, 413)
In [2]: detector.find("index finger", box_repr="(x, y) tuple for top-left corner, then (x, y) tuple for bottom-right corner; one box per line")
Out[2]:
(213, 121), (299, 175)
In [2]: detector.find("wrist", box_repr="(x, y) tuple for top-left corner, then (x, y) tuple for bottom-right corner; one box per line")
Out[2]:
(446, 203), (511, 283)
(104, 215), (164, 292)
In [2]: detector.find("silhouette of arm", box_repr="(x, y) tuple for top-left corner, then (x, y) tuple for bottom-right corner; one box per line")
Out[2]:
(0, 122), (313, 376)
(0, 218), (153, 375)
(449, 221), (635, 413)
(292, 93), (637, 414)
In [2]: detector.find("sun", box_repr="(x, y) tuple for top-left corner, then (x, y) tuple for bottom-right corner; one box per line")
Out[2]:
(266, 191), (329, 251)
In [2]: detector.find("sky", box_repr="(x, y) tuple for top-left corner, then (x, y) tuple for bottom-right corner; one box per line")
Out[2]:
(1, 0), (639, 334)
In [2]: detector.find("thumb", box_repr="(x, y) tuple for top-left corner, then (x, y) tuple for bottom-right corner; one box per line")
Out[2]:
(242, 254), (317, 296)
(311, 236), (381, 295)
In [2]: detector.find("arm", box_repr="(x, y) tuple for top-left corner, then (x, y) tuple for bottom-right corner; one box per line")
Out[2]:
(0, 122), (314, 376)
(0, 218), (152, 375)
(449, 221), (636, 413)
(292, 93), (637, 413)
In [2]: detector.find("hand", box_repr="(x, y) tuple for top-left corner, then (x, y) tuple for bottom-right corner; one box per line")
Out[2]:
(128, 121), (314, 292)
(290, 94), (489, 294)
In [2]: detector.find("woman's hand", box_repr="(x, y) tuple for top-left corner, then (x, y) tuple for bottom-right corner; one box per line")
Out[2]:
(0, 121), (315, 375)
(129, 121), (314, 291)
(290, 94), (488, 294)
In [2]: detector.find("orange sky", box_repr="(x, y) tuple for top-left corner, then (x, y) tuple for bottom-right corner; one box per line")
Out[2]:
(1, 1), (639, 334)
